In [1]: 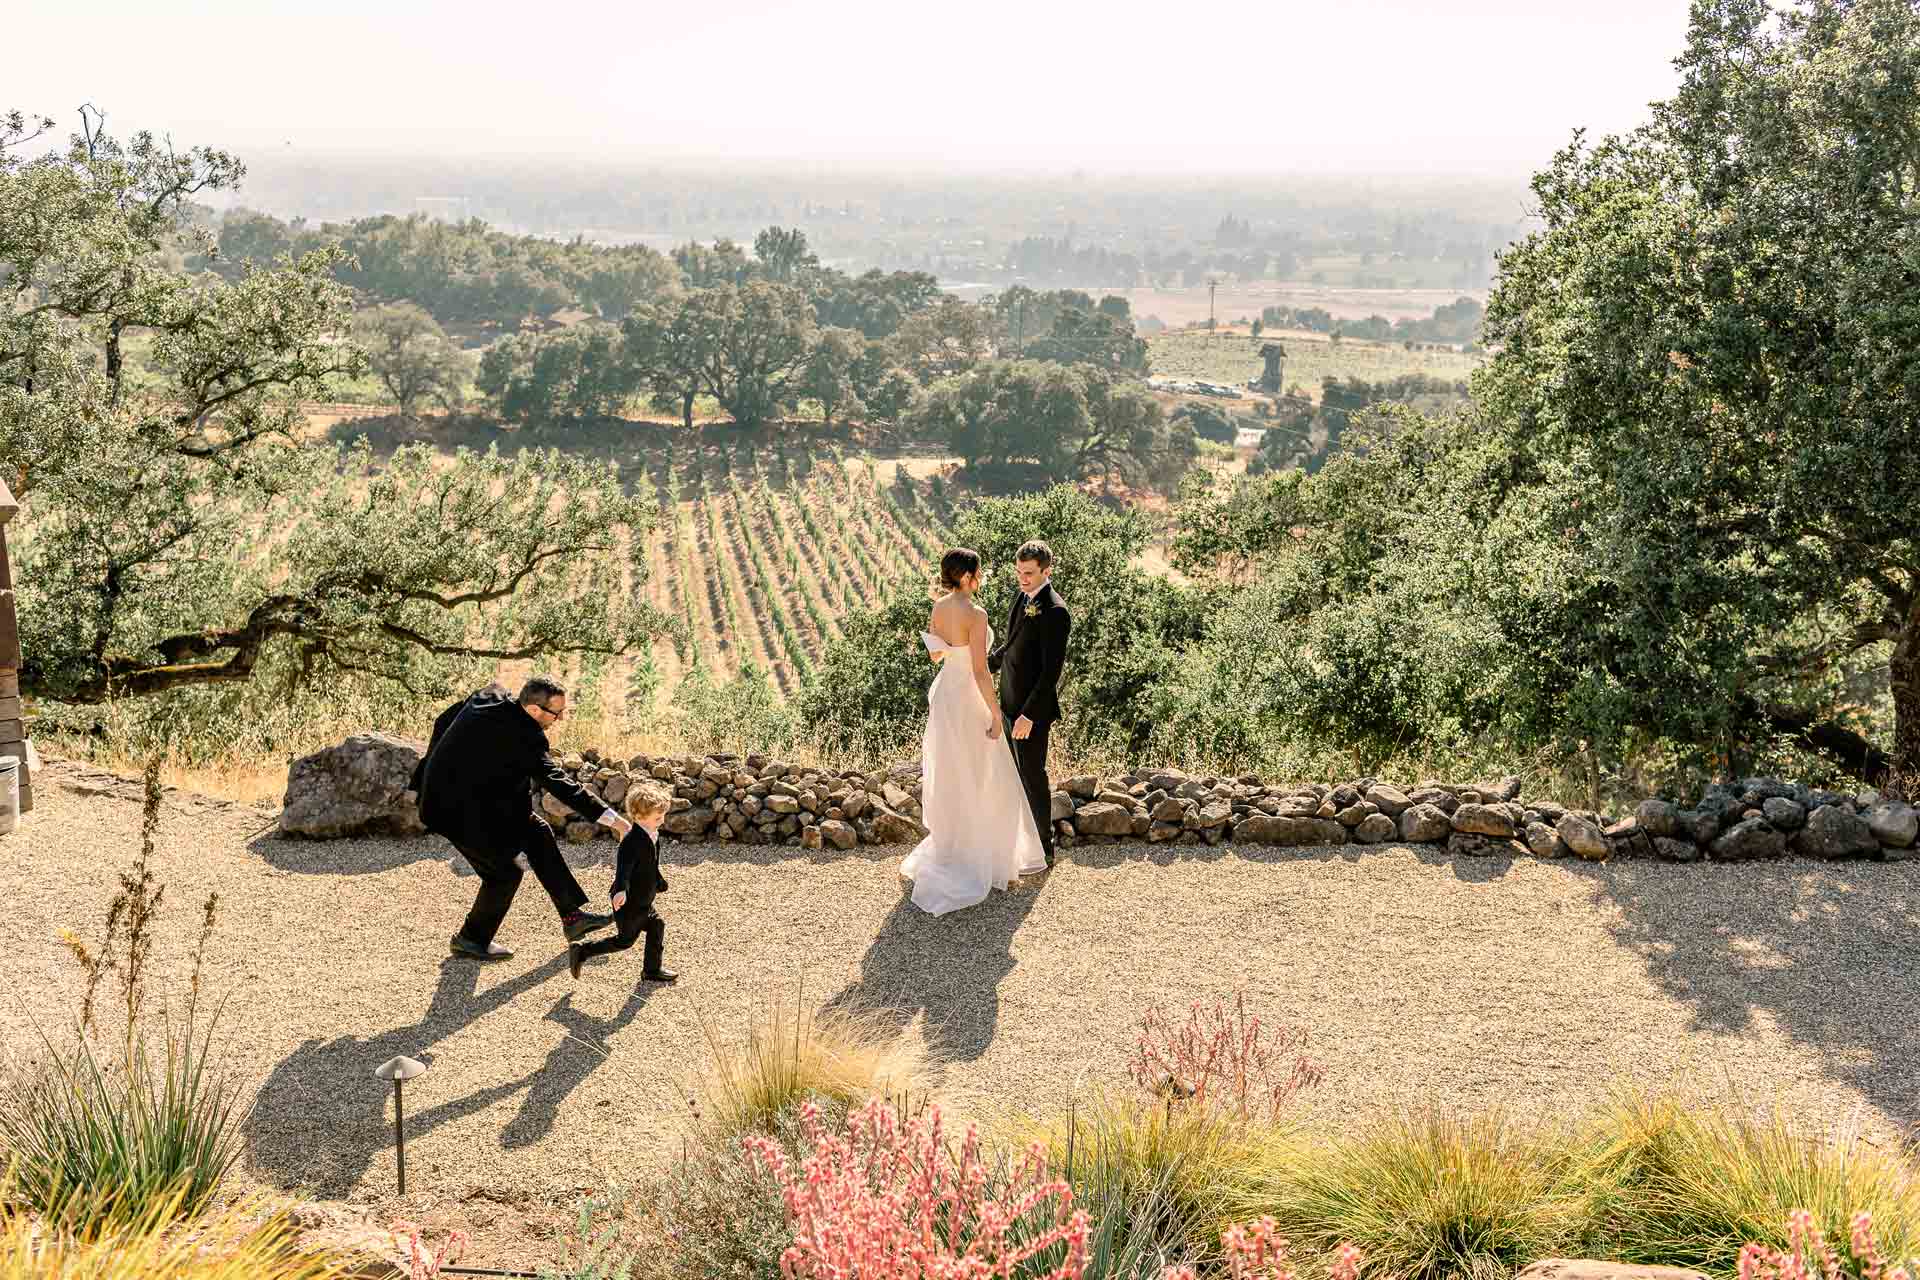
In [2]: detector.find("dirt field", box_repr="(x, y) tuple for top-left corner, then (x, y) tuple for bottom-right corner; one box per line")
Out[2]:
(7, 757), (1919, 1267)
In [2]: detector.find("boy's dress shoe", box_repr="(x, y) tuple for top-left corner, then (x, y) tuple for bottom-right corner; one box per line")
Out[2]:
(642, 967), (678, 984)
(568, 943), (586, 980)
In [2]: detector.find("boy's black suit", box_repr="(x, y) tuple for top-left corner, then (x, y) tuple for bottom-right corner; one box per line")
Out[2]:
(987, 581), (1071, 860)
(574, 825), (670, 974)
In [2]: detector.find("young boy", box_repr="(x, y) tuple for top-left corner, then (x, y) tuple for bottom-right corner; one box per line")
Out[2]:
(568, 782), (678, 984)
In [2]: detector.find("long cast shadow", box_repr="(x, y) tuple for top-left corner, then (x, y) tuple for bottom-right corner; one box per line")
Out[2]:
(822, 879), (1043, 1065)
(1590, 858), (1920, 1133)
(246, 953), (568, 1197)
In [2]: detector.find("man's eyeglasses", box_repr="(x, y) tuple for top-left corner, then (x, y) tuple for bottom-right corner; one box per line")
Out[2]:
(540, 702), (566, 719)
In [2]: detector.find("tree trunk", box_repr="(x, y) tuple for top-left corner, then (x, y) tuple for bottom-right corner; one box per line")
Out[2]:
(681, 389), (694, 431)
(1891, 612), (1920, 796)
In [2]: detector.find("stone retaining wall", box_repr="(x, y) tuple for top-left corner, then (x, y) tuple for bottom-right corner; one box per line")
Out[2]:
(280, 735), (1919, 862)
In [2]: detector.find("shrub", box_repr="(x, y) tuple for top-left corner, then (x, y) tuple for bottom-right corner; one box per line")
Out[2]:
(742, 1097), (1091, 1278)
(1128, 994), (1321, 1127)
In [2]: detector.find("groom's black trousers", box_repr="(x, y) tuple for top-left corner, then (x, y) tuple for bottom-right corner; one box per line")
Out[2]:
(451, 814), (590, 946)
(1003, 713), (1055, 857)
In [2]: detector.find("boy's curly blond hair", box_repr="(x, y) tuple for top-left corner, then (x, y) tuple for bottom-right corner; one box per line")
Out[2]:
(625, 782), (673, 822)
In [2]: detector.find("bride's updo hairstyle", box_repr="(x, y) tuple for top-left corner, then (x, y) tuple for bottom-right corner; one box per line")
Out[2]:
(938, 547), (982, 592)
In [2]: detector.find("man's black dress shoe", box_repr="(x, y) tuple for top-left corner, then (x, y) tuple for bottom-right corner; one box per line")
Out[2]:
(642, 967), (679, 984)
(568, 943), (586, 980)
(563, 910), (614, 942)
(450, 934), (513, 960)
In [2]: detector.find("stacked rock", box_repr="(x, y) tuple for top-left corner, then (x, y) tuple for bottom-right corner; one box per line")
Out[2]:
(278, 735), (1919, 861)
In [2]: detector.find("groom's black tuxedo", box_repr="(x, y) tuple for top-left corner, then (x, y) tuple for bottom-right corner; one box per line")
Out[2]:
(988, 582), (1070, 860)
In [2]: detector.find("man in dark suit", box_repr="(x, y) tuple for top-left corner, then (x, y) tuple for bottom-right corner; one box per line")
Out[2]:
(987, 540), (1071, 867)
(410, 676), (626, 960)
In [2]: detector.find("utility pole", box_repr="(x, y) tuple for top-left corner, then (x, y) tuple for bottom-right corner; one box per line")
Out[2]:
(1207, 278), (1218, 335)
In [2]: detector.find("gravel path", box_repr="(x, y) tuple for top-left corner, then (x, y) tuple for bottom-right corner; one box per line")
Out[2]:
(6, 758), (1919, 1214)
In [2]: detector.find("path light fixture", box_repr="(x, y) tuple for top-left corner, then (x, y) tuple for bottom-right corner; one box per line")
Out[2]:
(374, 1055), (427, 1195)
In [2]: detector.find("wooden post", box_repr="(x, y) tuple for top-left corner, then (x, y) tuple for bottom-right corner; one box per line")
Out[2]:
(0, 477), (28, 814)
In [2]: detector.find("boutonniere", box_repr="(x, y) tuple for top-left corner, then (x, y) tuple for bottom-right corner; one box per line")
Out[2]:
(1024, 603), (1041, 618)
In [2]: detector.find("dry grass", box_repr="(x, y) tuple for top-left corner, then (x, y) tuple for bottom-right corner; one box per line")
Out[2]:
(684, 981), (938, 1140)
(0, 1192), (353, 1280)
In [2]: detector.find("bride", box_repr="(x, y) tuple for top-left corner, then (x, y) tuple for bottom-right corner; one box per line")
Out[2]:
(899, 547), (1050, 915)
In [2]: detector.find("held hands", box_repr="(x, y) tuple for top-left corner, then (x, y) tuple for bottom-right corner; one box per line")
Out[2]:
(606, 814), (634, 839)
(1012, 716), (1034, 740)
(612, 891), (627, 911)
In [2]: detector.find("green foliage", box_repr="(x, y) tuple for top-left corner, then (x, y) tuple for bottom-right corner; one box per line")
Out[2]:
(354, 301), (470, 419)
(670, 661), (796, 756)
(907, 362), (1196, 494)
(476, 320), (636, 422)
(1477, 0), (1920, 776)
(211, 208), (680, 328)
(799, 487), (1203, 758)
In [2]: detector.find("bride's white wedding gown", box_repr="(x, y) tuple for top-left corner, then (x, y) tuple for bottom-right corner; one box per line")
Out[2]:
(899, 629), (1049, 915)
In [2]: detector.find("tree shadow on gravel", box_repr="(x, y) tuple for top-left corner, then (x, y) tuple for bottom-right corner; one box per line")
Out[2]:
(821, 878), (1044, 1064)
(1589, 858), (1920, 1135)
(247, 953), (568, 1197)
(249, 830), (624, 878)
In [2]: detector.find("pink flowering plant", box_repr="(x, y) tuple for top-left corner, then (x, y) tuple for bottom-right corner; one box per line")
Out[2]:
(1738, 1210), (1913, 1280)
(742, 1096), (1092, 1279)
(1128, 992), (1322, 1124)
(389, 1220), (470, 1280)
(1160, 1215), (1365, 1280)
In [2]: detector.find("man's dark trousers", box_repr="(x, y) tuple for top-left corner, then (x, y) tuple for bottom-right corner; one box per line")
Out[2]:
(453, 814), (590, 947)
(1004, 713), (1055, 859)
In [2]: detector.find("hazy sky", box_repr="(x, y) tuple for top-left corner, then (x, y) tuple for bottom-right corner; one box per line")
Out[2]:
(13, 0), (1693, 176)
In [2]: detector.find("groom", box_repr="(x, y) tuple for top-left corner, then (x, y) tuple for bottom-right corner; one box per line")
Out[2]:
(988, 540), (1070, 867)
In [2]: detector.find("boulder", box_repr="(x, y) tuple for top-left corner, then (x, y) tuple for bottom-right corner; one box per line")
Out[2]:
(800, 824), (823, 850)
(765, 794), (801, 815)
(1232, 814), (1348, 847)
(1652, 836), (1701, 863)
(280, 733), (428, 839)
(1147, 821), (1183, 843)
(1152, 796), (1187, 823)
(1634, 799), (1679, 838)
(1050, 791), (1075, 822)
(1514, 1262), (1707, 1280)
(1555, 814), (1609, 861)
(565, 820), (597, 845)
(1364, 783), (1412, 817)
(1674, 809), (1721, 845)
(1065, 775), (1099, 799)
(1866, 802), (1918, 849)
(1192, 800), (1232, 830)
(841, 790), (871, 820)
(1353, 813), (1398, 844)
(1523, 821), (1563, 859)
(871, 805), (928, 844)
(818, 818), (858, 850)
(1335, 803), (1375, 828)
(1451, 803), (1516, 839)
(1791, 804), (1879, 860)
(1398, 804), (1453, 844)
(1710, 816), (1786, 862)
(663, 804), (718, 837)
(1449, 831), (1517, 858)
(1074, 801), (1135, 837)
(1760, 796), (1807, 831)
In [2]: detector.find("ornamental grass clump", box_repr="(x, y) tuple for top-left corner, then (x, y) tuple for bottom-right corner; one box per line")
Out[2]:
(743, 1097), (1091, 1279)
(686, 983), (934, 1142)
(1253, 1107), (1585, 1280)
(1576, 1090), (1920, 1273)
(0, 1184), (351, 1280)
(0, 760), (244, 1235)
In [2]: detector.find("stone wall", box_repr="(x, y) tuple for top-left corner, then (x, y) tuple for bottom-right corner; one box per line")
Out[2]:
(281, 735), (1919, 862)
